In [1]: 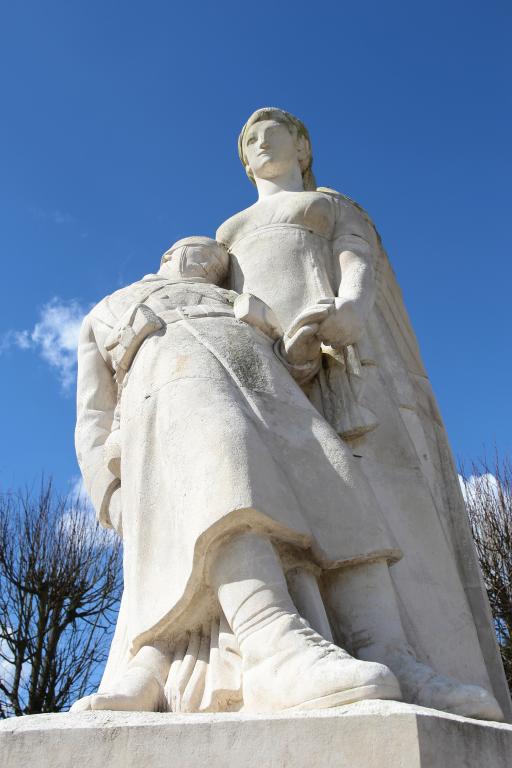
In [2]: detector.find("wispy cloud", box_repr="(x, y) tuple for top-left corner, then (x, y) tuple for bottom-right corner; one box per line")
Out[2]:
(0, 329), (37, 355)
(458, 472), (500, 504)
(62, 476), (118, 547)
(0, 634), (31, 716)
(1, 298), (87, 391)
(69, 476), (94, 515)
(30, 206), (76, 225)
(0, 636), (15, 684)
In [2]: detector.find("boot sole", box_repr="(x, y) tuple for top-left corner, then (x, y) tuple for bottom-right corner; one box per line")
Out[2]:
(284, 682), (402, 712)
(440, 702), (504, 722)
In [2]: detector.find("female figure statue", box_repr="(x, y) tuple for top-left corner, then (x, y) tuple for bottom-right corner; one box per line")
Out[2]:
(71, 109), (509, 721)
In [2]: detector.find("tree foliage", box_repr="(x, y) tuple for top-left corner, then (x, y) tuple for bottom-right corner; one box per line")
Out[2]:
(461, 457), (512, 690)
(0, 480), (122, 717)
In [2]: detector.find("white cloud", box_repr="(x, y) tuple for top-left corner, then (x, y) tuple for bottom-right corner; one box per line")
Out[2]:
(60, 477), (96, 544)
(30, 206), (76, 225)
(0, 634), (31, 715)
(52, 210), (75, 225)
(458, 472), (500, 504)
(0, 636), (15, 684)
(2, 298), (87, 390)
(69, 476), (94, 511)
(12, 330), (32, 349)
(61, 476), (117, 548)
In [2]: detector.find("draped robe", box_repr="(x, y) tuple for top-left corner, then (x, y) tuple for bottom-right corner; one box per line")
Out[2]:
(76, 275), (398, 710)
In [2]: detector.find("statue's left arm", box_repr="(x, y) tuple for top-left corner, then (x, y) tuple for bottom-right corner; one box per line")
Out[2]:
(318, 196), (378, 348)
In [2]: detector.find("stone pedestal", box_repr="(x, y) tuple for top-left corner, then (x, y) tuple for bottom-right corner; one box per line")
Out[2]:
(1, 700), (511, 768)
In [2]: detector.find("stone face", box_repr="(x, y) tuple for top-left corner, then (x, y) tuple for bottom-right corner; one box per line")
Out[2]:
(72, 107), (511, 722)
(2, 701), (512, 768)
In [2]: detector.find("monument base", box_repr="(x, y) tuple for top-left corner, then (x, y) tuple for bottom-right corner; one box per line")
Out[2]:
(1, 699), (511, 768)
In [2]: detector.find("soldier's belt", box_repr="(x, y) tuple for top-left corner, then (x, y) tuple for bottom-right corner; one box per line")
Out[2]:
(162, 305), (236, 322)
(105, 303), (164, 373)
(105, 303), (236, 374)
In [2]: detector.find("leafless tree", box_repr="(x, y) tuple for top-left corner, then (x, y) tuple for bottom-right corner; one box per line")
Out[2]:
(461, 457), (512, 690)
(0, 479), (122, 717)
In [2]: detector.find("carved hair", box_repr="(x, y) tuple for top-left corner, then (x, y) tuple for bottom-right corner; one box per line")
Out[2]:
(238, 107), (317, 191)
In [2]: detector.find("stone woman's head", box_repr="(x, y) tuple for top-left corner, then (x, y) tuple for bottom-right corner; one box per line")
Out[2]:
(238, 107), (316, 191)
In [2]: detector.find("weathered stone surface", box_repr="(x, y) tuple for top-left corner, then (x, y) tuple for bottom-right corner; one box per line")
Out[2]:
(1, 701), (511, 768)
(71, 106), (511, 722)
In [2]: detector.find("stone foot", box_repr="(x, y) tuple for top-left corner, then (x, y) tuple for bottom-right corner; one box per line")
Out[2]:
(390, 649), (504, 722)
(241, 613), (402, 713)
(70, 666), (167, 713)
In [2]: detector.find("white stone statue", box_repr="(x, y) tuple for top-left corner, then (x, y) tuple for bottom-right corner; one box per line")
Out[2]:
(71, 109), (510, 721)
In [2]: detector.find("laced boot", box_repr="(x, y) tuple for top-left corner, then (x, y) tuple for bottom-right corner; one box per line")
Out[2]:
(324, 558), (504, 722)
(210, 532), (401, 713)
(385, 646), (503, 721)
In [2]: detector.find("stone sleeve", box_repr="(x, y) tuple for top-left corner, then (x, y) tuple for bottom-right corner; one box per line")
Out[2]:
(331, 195), (377, 259)
(75, 313), (119, 528)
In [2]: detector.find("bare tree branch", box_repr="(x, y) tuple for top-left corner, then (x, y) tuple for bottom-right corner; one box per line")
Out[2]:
(461, 455), (512, 691)
(0, 479), (122, 716)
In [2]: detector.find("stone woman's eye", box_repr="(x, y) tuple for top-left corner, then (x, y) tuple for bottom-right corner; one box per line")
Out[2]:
(246, 135), (256, 145)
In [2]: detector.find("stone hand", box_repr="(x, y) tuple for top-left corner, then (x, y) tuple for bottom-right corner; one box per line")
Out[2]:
(108, 486), (123, 537)
(282, 324), (321, 366)
(318, 298), (365, 348)
(285, 302), (332, 338)
(282, 304), (331, 365)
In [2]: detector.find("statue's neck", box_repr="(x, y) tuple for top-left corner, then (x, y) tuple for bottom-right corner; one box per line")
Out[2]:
(254, 166), (304, 199)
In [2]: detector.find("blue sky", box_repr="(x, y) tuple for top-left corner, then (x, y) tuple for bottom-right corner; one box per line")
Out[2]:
(0, 0), (510, 495)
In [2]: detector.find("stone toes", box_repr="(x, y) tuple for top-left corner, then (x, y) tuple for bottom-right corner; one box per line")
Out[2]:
(447, 686), (504, 722)
(69, 695), (94, 712)
(89, 693), (129, 711)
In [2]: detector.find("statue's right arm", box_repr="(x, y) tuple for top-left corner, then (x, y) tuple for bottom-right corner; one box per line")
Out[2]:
(75, 312), (119, 530)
